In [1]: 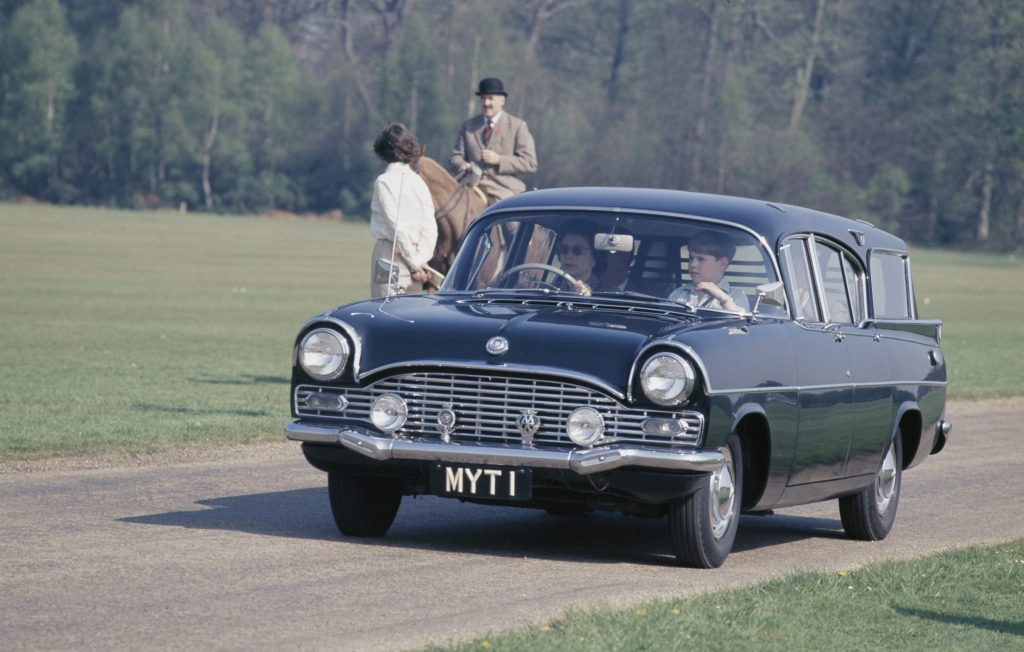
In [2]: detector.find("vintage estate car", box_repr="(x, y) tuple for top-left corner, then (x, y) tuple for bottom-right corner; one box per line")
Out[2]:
(285, 187), (951, 568)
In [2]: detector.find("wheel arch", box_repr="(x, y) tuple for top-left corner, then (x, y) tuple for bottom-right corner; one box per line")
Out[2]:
(732, 406), (771, 511)
(895, 403), (923, 471)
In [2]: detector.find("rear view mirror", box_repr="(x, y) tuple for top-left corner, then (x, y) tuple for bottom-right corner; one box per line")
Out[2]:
(595, 233), (634, 252)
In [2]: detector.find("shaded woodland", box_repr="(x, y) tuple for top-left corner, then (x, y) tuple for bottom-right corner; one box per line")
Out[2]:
(1, 0), (1022, 250)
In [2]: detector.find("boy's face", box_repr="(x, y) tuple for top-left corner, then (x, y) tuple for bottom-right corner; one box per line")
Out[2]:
(689, 251), (729, 284)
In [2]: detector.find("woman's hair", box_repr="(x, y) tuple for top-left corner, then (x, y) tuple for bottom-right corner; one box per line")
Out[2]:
(373, 122), (424, 164)
(557, 219), (603, 273)
(557, 219), (598, 250)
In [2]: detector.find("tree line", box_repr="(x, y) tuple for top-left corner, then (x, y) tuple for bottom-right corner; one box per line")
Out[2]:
(1, 0), (1022, 250)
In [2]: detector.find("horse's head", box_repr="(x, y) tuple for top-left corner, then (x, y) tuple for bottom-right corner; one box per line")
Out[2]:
(413, 156), (460, 210)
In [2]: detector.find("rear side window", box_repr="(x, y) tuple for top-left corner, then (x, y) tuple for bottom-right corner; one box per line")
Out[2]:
(812, 241), (864, 324)
(869, 252), (912, 318)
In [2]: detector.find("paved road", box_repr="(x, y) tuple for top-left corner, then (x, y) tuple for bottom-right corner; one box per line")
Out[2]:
(2, 399), (1022, 651)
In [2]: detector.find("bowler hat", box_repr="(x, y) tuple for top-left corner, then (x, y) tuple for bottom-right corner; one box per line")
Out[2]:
(475, 77), (507, 96)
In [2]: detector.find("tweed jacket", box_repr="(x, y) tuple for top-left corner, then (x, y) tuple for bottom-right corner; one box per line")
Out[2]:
(450, 111), (538, 202)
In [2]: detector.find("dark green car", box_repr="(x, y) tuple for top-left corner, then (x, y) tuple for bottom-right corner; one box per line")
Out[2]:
(286, 187), (950, 568)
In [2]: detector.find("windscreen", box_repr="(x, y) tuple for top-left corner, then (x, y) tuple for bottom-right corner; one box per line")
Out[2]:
(441, 211), (780, 314)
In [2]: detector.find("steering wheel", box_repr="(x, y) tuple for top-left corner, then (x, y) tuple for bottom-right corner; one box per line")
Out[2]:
(494, 263), (580, 292)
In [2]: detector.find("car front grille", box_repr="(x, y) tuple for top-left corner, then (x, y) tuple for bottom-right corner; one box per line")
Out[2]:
(295, 371), (703, 449)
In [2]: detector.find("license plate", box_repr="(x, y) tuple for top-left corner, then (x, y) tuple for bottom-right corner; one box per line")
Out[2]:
(430, 463), (532, 501)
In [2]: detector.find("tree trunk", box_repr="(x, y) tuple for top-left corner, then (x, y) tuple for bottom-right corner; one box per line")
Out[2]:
(977, 160), (993, 243)
(607, 0), (630, 107)
(691, 0), (721, 187)
(201, 108), (220, 210)
(338, 0), (375, 114)
(789, 0), (827, 132)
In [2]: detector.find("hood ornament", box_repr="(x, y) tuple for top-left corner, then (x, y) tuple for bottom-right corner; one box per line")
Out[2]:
(486, 336), (509, 355)
(437, 403), (457, 443)
(517, 409), (541, 445)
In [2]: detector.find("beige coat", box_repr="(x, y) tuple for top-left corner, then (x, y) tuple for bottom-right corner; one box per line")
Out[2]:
(450, 112), (538, 203)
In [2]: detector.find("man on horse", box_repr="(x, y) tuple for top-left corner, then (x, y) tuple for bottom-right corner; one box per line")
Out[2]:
(450, 77), (538, 205)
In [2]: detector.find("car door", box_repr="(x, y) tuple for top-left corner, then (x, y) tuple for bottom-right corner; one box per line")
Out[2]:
(814, 241), (894, 478)
(780, 237), (855, 485)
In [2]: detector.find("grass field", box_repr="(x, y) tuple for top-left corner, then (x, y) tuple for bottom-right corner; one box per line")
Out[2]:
(0, 202), (374, 459)
(419, 539), (1024, 651)
(1, 202), (1022, 460)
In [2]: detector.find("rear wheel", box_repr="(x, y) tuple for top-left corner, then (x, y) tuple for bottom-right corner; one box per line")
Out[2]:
(327, 472), (402, 537)
(668, 434), (742, 568)
(839, 436), (902, 541)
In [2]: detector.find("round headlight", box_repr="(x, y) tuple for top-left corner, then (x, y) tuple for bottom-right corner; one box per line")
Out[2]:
(566, 407), (605, 447)
(639, 352), (696, 406)
(298, 329), (349, 380)
(370, 394), (408, 433)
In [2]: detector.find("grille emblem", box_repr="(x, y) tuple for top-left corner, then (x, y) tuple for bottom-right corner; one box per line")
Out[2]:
(486, 336), (509, 355)
(437, 403), (457, 443)
(517, 409), (541, 445)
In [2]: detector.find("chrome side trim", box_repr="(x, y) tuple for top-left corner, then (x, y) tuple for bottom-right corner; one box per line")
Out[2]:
(285, 422), (724, 476)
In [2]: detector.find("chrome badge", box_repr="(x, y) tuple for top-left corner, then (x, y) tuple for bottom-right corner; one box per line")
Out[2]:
(485, 336), (509, 355)
(437, 403), (457, 443)
(517, 409), (541, 445)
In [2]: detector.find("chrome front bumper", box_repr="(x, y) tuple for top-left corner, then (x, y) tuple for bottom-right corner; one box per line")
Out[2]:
(285, 421), (724, 476)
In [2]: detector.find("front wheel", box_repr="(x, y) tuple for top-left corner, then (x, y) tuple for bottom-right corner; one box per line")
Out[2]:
(839, 436), (902, 541)
(668, 434), (742, 568)
(327, 472), (402, 537)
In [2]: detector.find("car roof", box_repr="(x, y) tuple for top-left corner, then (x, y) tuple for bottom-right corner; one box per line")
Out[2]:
(487, 187), (908, 254)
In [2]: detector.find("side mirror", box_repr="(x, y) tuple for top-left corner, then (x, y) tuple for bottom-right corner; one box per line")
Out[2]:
(752, 281), (786, 314)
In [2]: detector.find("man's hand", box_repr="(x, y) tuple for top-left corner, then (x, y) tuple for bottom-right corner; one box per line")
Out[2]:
(481, 149), (500, 165)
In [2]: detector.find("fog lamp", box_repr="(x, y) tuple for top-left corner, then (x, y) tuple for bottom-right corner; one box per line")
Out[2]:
(566, 407), (605, 447)
(370, 394), (408, 433)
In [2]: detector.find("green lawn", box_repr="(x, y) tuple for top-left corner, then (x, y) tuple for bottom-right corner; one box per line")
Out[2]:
(0, 203), (1020, 460)
(911, 247), (1024, 400)
(0, 202), (373, 459)
(419, 539), (1024, 652)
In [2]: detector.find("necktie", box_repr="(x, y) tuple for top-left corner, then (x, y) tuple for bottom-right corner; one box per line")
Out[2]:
(482, 120), (493, 146)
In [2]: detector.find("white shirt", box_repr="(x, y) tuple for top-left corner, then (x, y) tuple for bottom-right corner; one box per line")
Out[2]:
(485, 112), (503, 129)
(369, 162), (437, 269)
(667, 279), (749, 311)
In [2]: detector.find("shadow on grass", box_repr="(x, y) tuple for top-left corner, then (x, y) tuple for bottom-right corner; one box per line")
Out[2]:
(121, 487), (845, 567)
(189, 374), (289, 386)
(131, 403), (274, 417)
(894, 606), (1024, 636)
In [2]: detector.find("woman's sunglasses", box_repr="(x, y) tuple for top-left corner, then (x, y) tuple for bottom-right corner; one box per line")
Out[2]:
(558, 244), (590, 256)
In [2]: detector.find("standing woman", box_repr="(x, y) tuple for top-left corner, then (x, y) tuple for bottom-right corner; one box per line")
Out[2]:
(369, 123), (437, 298)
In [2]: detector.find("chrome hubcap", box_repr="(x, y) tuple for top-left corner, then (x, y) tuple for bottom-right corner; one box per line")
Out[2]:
(874, 444), (898, 514)
(708, 446), (736, 539)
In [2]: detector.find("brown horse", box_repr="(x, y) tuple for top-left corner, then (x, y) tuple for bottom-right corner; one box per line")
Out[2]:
(413, 156), (488, 281)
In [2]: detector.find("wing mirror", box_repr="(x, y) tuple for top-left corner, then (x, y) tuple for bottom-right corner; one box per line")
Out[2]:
(752, 281), (786, 315)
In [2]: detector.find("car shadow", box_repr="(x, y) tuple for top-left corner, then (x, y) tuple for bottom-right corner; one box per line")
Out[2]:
(121, 488), (846, 567)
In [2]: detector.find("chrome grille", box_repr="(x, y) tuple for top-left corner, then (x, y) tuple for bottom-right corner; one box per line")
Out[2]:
(295, 372), (703, 448)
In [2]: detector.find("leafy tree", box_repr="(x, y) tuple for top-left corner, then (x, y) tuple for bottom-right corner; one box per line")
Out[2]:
(0, 0), (78, 199)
